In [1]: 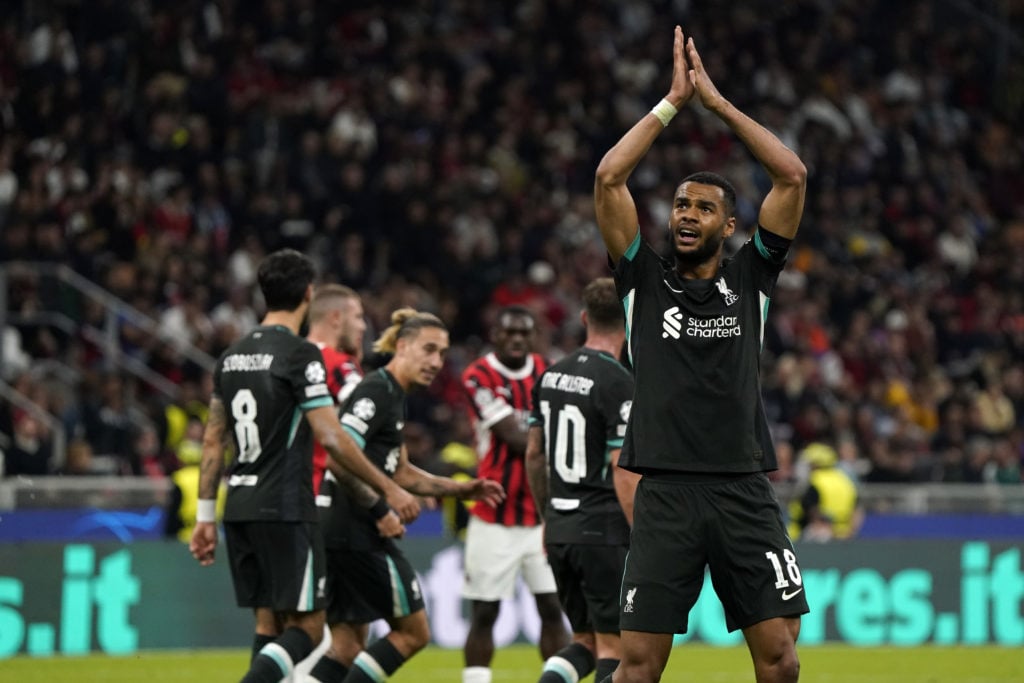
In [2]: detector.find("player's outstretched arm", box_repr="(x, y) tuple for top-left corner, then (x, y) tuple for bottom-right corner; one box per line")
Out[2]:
(685, 36), (807, 239)
(190, 397), (230, 566)
(392, 446), (506, 507)
(595, 25), (694, 264)
(306, 405), (420, 522)
(524, 426), (549, 520)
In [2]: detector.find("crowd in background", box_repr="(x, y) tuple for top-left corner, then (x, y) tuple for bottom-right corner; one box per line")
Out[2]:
(1, 0), (1022, 488)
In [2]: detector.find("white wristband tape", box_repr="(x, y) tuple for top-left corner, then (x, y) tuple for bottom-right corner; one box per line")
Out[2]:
(196, 499), (217, 523)
(651, 98), (678, 127)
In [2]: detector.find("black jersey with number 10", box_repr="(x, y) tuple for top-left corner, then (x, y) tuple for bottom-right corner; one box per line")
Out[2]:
(529, 348), (635, 545)
(214, 325), (334, 523)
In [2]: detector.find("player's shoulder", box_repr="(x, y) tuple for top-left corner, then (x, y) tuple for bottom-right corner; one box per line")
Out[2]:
(543, 349), (585, 374)
(463, 353), (488, 372)
(528, 352), (549, 375)
(621, 235), (669, 267)
(462, 353), (497, 383)
(318, 344), (355, 366)
(217, 326), (303, 366)
(589, 350), (632, 382)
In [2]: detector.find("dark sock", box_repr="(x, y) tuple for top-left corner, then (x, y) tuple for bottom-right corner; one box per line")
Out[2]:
(343, 638), (407, 682)
(309, 655), (350, 683)
(539, 642), (595, 683)
(595, 658), (619, 682)
(251, 633), (275, 663)
(241, 626), (314, 683)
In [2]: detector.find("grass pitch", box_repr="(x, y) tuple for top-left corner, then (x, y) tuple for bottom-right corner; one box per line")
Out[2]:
(2, 644), (1022, 682)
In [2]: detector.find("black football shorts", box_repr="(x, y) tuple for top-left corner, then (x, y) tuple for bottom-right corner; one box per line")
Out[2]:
(547, 542), (628, 634)
(619, 472), (809, 633)
(224, 520), (327, 612)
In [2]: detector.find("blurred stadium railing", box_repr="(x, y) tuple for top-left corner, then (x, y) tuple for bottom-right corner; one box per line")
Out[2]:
(3, 475), (1022, 516)
(0, 262), (216, 399)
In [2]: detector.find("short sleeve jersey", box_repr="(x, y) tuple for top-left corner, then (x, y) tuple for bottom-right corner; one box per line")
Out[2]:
(319, 368), (406, 551)
(614, 229), (786, 473)
(214, 325), (334, 522)
(310, 344), (363, 494)
(529, 348), (635, 545)
(462, 352), (547, 527)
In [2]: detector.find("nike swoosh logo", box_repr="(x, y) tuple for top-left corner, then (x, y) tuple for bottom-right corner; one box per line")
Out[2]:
(781, 588), (803, 601)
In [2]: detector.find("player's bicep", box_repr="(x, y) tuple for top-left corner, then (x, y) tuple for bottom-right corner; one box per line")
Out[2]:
(305, 405), (345, 445)
(594, 180), (640, 265)
(757, 177), (806, 240)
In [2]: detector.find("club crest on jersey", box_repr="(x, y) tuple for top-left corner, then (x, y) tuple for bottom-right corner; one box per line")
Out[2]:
(305, 360), (326, 384)
(716, 276), (739, 306)
(352, 397), (376, 420)
(619, 400), (633, 422)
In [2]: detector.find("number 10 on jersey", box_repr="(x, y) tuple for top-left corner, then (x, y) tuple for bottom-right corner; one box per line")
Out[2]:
(539, 401), (588, 483)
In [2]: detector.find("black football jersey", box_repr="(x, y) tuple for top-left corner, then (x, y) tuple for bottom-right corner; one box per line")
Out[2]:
(319, 368), (406, 550)
(614, 229), (786, 474)
(215, 325), (334, 522)
(529, 348), (634, 545)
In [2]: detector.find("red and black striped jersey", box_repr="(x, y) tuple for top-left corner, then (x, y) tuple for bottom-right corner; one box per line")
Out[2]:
(462, 351), (547, 527)
(311, 343), (362, 494)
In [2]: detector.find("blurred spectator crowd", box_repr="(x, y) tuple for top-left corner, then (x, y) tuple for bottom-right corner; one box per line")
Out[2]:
(0, 0), (1022, 487)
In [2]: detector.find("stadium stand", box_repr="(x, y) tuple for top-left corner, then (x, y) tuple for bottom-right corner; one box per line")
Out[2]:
(0, 1), (1022, 521)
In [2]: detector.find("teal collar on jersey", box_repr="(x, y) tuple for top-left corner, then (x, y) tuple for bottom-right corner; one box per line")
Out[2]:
(376, 367), (407, 397)
(256, 324), (294, 335)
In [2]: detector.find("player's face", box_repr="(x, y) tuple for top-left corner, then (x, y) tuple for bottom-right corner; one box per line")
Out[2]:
(399, 327), (449, 388)
(338, 297), (366, 355)
(669, 182), (736, 264)
(493, 313), (535, 366)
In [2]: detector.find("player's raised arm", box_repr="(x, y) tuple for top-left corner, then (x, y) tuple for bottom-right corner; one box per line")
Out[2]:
(685, 36), (807, 239)
(595, 25), (694, 264)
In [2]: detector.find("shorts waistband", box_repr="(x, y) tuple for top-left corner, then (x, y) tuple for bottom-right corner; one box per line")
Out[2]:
(641, 470), (764, 485)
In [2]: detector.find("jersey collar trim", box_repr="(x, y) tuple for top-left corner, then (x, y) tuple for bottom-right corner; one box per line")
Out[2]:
(485, 352), (535, 380)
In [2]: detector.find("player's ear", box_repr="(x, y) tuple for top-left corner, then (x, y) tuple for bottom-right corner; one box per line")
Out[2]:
(727, 216), (737, 235)
(580, 310), (588, 328)
(304, 284), (314, 303)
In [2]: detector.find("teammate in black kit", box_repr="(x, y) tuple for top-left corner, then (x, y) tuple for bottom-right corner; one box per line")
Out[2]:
(525, 277), (640, 683)
(189, 250), (418, 683)
(308, 308), (504, 683)
(593, 27), (810, 683)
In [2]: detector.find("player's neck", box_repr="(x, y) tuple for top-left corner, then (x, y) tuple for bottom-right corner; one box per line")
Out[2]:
(584, 332), (625, 359)
(305, 325), (333, 348)
(261, 310), (304, 335)
(674, 252), (722, 280)
(384, 359), (415, 392)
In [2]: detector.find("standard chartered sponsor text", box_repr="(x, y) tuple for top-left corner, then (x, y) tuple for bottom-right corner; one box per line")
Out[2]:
(687, 315), (741, 338)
